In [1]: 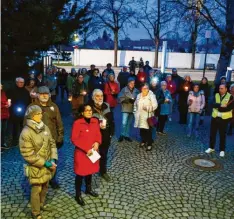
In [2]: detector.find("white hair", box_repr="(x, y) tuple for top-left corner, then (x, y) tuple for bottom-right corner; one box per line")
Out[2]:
(16, 77), (24, 82)
(92, 89), (103, 98)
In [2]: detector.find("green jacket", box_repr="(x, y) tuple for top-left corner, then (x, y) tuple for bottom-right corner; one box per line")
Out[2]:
(67, 75), (75, 93)
(26, 99), (64, 144)
(19, 119), (58, 185)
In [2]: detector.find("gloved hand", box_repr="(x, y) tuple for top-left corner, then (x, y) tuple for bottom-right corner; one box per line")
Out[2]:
(44, 161), (52, 168)
(57, 141), (64, 149)
(129, 98), (135, 104)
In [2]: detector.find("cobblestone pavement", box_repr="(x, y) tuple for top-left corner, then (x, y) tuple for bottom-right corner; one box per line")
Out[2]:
(1, 102), (234, 219)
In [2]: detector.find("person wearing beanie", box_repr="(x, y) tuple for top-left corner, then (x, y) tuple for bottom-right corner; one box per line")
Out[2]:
(104, 73), (120, 110)
(118, 77), (139, 142)
(26, 86), (64, 189)
(19, 105), (58, 219)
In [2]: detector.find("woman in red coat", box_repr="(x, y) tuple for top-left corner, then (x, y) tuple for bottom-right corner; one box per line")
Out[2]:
(104, 73), (120, 110)
(1, 84), (11, 149)
(71, 104), (102, 206)
(136, 67), (147, 89)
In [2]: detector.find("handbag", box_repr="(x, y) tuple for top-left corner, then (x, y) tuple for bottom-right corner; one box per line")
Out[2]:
(147, 109), (158, 127)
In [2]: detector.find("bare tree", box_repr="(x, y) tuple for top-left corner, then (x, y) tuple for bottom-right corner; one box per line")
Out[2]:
(92, 0), (135, 66)
(173, 0), (234, 83)
(136, 0), (176, 68)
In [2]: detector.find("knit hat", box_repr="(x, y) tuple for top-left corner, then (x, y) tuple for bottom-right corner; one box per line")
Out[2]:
(128, 77), (135, 83)
(220, 76), (226, 81)
(25, 105), (42, 119)
(38, 86), (50, 94)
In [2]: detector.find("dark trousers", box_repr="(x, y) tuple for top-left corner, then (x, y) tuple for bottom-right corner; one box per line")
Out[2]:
(75, 175), (92, 197)
(179, 111), (188, 124)
(210, 117), (230, 151)
(140, 128), (153, 146)
(9, 119), (23, 145)
(157, 115), (168, 132)
(1, 119), (8, 146)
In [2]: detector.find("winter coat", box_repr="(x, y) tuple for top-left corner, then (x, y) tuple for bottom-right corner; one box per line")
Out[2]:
(19, 119), (58, 185)
(44, 75), (57, 95)
(104, 81), (120, 108)
(143, 65), (152, 80)
(159, 90), (172, 115)
(155, 88), (165, 116)
(83, 74), (90, 87)
(71, 118), (102, 176)
(36, 78), (45, 87)
(178, 81), (193, 113)
(88, 76), (105, 94)
(26, 99), (64, 144)
(90, 101), (115, 146)
(188, 91), (205, 113)
(118, 86), (139, 113)
(1, 90), (10, 120)
(25, 86), (38, 102)
(172, 74), (183, 92)
(67, 75), (76, 93)
(199, 83), (210, 103)
(166, 80), (177, 98)
(117, 71), (130, 90)
(7, 86), (31, 121)
(134, 90), (158, 129)
(129, 60), (137, 72)
(71, 81), (88, 109)
(103, 68), (115, 77)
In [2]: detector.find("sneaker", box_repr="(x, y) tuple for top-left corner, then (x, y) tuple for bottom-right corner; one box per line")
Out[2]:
(118, 136), (124, 142)
(124, 137), (132, 142)
(146, 145), (152, 151)
(205, 148), (215, 154)
(219, 151), (225, 157)
(101, 173), (111, 182)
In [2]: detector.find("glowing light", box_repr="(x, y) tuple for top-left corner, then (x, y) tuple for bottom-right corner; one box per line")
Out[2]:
(17, 107), (22, 112)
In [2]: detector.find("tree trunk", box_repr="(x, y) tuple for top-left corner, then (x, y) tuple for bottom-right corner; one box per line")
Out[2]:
(154, 38), (159, 68)
(114, 30), (118, 67)
(215, 0), (234, 84)
(191, 20), (198, 69)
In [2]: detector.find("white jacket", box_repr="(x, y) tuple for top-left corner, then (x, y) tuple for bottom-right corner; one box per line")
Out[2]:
(188, 91), (205, 113)
(134, 90), (158, 129)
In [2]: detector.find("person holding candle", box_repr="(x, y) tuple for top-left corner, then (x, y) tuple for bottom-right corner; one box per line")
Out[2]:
(1, 84), (11, 150)
(71, 104), (102, 206)
(156, 81), (172, 135)
(89, 89), (115, 182)
(71, 73), (89, 118)
(19, 105), (58, 219)
(178, 75), (193, 124)
(118, 77), (139, 142)
(7, 77), (31, 147)
(104, 73), (120, 111)
(187, 84), (205, 137)
(134, 83), (158, 151)
(25, 79), (38, 102)
(136, 67), (147, 89)
(26, 86), (64, 189)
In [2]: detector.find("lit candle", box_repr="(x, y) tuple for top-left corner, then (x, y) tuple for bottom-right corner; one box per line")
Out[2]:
(83, 91), (87, 95)
(141, 77), (144, 82)
(7, 99), (11, 105)
(68, 95), (72, 101)
(170, 85), (172, 88)
(184, 86), (188, 91)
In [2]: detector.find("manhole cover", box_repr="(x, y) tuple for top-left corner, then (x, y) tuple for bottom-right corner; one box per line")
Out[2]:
(185, 156), (223, 171)
(194, 159), (216, 167)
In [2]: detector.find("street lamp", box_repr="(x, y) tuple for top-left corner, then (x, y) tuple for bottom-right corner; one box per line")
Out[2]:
(203, 30), (211, 78)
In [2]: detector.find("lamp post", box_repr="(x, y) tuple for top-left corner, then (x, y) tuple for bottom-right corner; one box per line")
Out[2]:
(203, 30), (211, 78)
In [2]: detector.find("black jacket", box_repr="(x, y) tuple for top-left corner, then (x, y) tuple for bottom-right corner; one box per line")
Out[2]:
(155, 88), (166, 116)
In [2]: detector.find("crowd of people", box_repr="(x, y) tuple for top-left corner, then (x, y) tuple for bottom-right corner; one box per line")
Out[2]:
(1, 59), (234, 219)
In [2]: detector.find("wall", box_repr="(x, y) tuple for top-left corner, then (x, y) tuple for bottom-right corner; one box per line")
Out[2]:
(69, 49), (234, 69)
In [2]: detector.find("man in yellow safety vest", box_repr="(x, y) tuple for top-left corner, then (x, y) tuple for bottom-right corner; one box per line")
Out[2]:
(205, 84), (234, 157)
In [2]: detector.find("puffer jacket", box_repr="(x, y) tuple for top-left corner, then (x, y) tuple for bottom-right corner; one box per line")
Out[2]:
(188, 91), (205, 113)
(26, 99), (64, 144)
(19, 119), (58, 185)
(118, 86), (139, 113)
(134, 90), (158, 129)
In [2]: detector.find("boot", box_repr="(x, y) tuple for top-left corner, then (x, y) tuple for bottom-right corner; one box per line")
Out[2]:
(75, 195), (85, 206)
(85, 176), (98, 197)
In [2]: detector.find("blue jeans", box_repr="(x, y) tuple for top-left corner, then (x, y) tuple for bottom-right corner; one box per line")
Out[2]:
(121, 113), (134, 137)
(187, 113), (200, 136)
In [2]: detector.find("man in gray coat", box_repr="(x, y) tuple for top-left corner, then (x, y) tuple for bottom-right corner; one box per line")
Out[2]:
(118, 77), (139, 142)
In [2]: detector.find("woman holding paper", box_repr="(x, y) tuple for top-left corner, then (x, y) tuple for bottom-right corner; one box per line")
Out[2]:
(71, 104), (102, 206)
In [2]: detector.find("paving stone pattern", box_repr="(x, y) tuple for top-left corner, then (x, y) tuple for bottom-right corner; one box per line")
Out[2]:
(1, 102), (234, 219)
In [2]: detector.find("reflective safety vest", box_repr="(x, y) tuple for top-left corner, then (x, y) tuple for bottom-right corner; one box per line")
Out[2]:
(212, 93), (232, 119)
